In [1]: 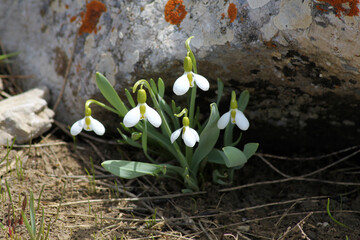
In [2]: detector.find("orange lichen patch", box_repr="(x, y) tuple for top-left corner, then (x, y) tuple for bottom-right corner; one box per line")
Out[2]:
(316, 0), (360, 17)
(221, 13), (225, 20)
(228, 3), (237, 23)
(78, 0), (107, 35)
(65, 4), (69, 9)
(164, 0), (187, 25)
(70, 15), (77, 23)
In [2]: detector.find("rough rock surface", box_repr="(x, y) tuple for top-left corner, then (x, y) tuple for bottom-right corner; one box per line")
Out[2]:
(0, 0), (359, 151)
(0, 87), (54, 144)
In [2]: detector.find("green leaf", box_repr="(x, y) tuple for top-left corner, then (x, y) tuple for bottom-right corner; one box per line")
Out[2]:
(102, 160), (163, 179)
(223, 146), (247, 168)
(158, 78), (165, 98)
(243, 143), (259, 160)
(238, 90), (249, 112)
(22, 211), (35, 240)
(29, 191), (36, 236)
(125, 88), (136, 108)
(149, 78), (158, 95)
(216, 78), (224, 105)
(0, 52), (20, 61)
(192, 103), (220, 173)
(95, 72), (128, 116)
(207, 149), (227, 165)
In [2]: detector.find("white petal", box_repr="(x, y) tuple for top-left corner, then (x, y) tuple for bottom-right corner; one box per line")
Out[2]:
(123, 105), (141, 127)
(182, 127), (197, 147)
(173, 72), (190, 96)
(70, 118), (85, 136)
(189, 128), (199, 142)
(194, 73), (209, 91)
(90, 117), (105, 135)
(170, 128), (182, 143)
(144, 104), (162, 128)
(217, 111), (231, 129)
(235, 110), (249, 131)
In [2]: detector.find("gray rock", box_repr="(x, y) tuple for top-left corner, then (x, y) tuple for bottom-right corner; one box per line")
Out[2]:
(0, 0), (359, 151)
(0, 87), (54, 144)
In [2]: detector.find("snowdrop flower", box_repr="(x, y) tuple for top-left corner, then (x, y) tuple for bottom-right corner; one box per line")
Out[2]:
(173, 56), (209, 96)
(123, 88), (162, 128)
(217, 91), (249, 131)
(70, 108), (105, 136)
(171, 116), (199, 147)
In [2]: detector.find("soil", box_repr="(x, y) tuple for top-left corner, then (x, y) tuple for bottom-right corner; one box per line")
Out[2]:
(0, 130), (359, 240)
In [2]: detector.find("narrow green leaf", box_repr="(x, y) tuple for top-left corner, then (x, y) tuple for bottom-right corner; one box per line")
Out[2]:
(216, 78), (224, 105)
(223, 146), (247, 168)
(243, 143), (259, 160)
(95, 72), (128, 116)
(125, 88), (136, 108)
(36, 208), (45, 240)
(149, 78), (158, 95)
(29, 191), (36, 236)
(0, 52), (20, 61)
(158, 78), (165, 98)
(207, 149), (226, 165)
(102, 160), (163, 179)
(192, 103), (220, 173)
(238, 90), (249, 112)
(158, 97), (179, 130)
(327, 198), (351, 229)
(22, 211), (35, 240)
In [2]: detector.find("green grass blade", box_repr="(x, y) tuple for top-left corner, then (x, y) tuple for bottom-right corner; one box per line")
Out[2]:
(22, 211), (36, 240)
(327, 198), (351, 229)
(95, 72), (128, 116)
(36, 208), (45, 240)
(29, 191), (36, 236)
(0, 52), (20, 61)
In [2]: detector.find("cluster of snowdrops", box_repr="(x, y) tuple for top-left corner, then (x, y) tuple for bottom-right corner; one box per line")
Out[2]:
(70, 37), (258, 191)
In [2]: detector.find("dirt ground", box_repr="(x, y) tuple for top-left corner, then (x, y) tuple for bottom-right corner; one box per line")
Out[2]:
(0, 128), (359, 240)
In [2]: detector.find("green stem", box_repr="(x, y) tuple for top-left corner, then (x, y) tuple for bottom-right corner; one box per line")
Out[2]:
(85, 99), (119, 115)
(146, 86), (188, 170)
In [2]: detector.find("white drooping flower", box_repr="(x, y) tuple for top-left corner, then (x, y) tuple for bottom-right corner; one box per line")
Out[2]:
(123, 88), (162, 128)
(170, 116), (199, 147)
(217, 91), (249, 131)
(70, 108), (105, 136)
(173, 56), (209, 96)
